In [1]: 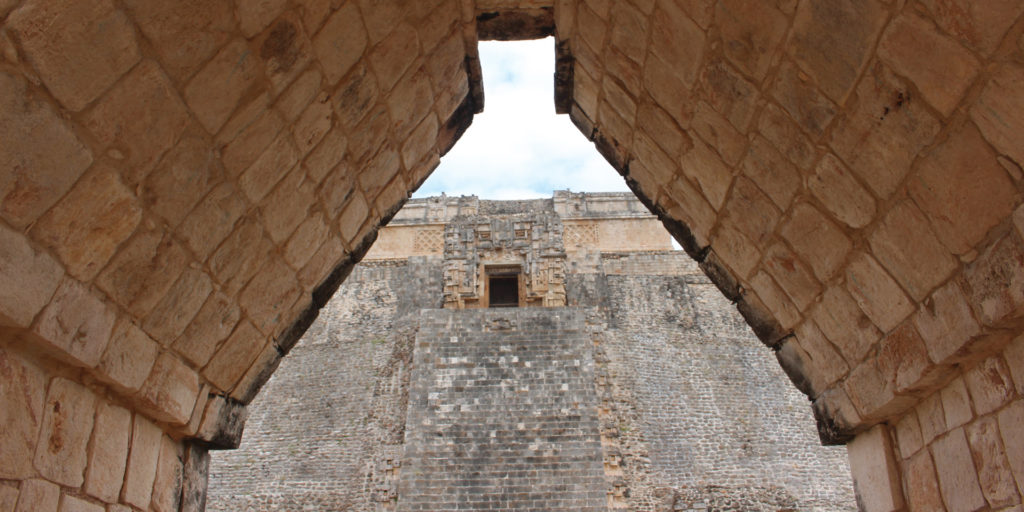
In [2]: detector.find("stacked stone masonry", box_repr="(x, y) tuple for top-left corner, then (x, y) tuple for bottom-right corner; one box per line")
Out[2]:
(0, 0), (1023, 509)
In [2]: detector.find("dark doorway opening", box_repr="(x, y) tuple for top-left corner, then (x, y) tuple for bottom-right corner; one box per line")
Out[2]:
(489, 275), (519, 307)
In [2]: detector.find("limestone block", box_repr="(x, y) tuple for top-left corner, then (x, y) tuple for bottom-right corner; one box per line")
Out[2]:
(138, 352), (200, 425)
(789, 0), (887, 103)
(919, 0), (1024, 56)
(941, 377), (974, 430)
(57, 495), (103, 512)
(97, 319), (159, 394)
(150, 436), (183, 512)
(387, 70), (435, 143)
(14, 479), (59, 512)
(208, 216), (273, 296)
(173, 294), (241, 372)
(688, 103), (744, 168)
(239, 133), (301, 203)
(931, 428), (987, 512)
(231, 339), (283, 403)
(781, 203), (852, 283)
(845, 358), (914, 421)
(917, 392), (947, 445)
(83, 60), (191, 183)
(319, 161), (356, 221)
(808, 153), (876, 229)
(812, 286), (879, 365)
(299, 236), (346, 290)
(845, 252), (914, 333)
(120, 0), (235, 80)
(96, 226), (190, 318)
(401, 115), (440, 170)
(964, 356), (1015, 416)
(348, 104), (393, 164)
(757, 103), (816, 171)
(238, 257), (302, 336)
(276, 68), (323, 124)
(0, 347), (47, 479)
(31, 165), (142, 281)
(741, 136), (799, 211)
(912, 122), (1020, 256)
(966, 416), (1019, 508)
(425, 33), (466, 103)
(661, 175), (715, 249)
(721, 177), (779, 247)
(121, 415), (161, 509)
(912, 280), (982, 370)
(576, 3), (606, 51)
(35, 378), (97, 487)
(876, 321), (937, 395)
(847, 424), (904, 512)
(794, 320), (849, 394)
(877, 12), (980, 116)
(370, 23), (421, 92)
(255, 14), (314, 94)
(374, 175), (410, 219)
(143, 135), (220, 228)
(32, 278), (116, 368)
(292, 93), (333, 156)
(636, 101), (689, 162)
(284, 212), (331, 271)
(358, 147), (401, 206)
(260, 167), (315, 244)
(1005, 334), (1024, 395)
(83, 402), (131, 503)
(312, 3), (368, 85)
(6, 0), (140, 111)
(973, 64), (1024, 168)
(748, 271), (800, 330)
(679, 136), (732, 211)
(0, 485), (15, 512)
(184, 40), (261, 134)
(220, 97), (280, 175)
(997, 400), (1024, 498)
(904, 450), (945, 512)
(964, 231), (1024, 328)
(203, 321), (266, 393)
(714, 0), (787, 80)
(176, 183), (248, 262)
(143, 268), (213, 346)
(304, 128), (347, 184)
(868, 200), (957, 302)
(0, 71), (93, 229)
(0, 223), (63, 329)
(762, 243), (821, 313)
(333, 64), (380, 132)
(770, 60), (837, 137)
(895, 412), (923, 459)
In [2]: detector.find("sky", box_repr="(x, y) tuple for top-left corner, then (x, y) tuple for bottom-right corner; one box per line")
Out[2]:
(412, 38), (630, 199)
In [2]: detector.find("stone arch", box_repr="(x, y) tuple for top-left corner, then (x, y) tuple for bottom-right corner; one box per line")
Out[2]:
(0, 0), (1022, 510)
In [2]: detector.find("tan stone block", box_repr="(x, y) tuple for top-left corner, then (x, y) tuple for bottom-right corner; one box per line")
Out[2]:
(914, 279), (983, 366)
(256, 14), (314, 94)
(83, 402), (131, 503)
(32, 278), (116, 368)
(998, 400), (1024, 498)
(770, 60), (837, 138)
(1005, 334), (1024, 395)
(415, 0), (457, 53)
(96, 226), (189, 318)
(0, 346), (46, 480)
(231, 338), (283, 402)
(312, 2), (367, 85)
(305, 128), (348, 184)
(284, 212), (331, 271)
(0, 72), (93, 229)
(920, 0), (1024, 56)
(715, 0), (786, 80)
(32, 166), (142, 281)
(369, 23), (420, 92)
(293, 94), (333, 157)
(721, 177), (779, 246)
(121, 0), (234, 80)
(239, 256), (302, 336)
(220, 96), (280, 174)
(918, 392), (947, 445)
(690, 102), (745, 167)
(174, 290), (242, 368)
(699, 58), (758, 133)
(144, 135), (220, 228)
(964, 231), (1024, 328)
(895, 411), (923, 459)
(358, 147), (402, 202)
(812, 286), (879, 365)
(749, 271), (800, 330)
(868, 200), (957, 302)
(741, 136), (799, 210)
(208, 215), (274, 295)
(877, 12), (980, 116)
(775, 336), (819, 396)
(941, 377), (974, 430)
(425, 32), (466, 100)
(401, 115), (440, 170)
(150, 436), (183, 512)
(679, 136), (732, 210)
(299, 235), (345, 290)
(58, 495), (104, 512)
(333, 64), (380, 131)
(830, 62), (941, 200)
(339, 193), (370, 246)
(845, 252), (915, 332)
(260, 167), (315, 244)
(846, 424), (905, 512)
(239, 133), (301, 203)
(964, 356), (1014, 417)
(973, 64), (1024, 168)
(757, 103), (816, 172)
(176, 183), (248, 262)
(203, 320), (266, 393)
(97, 319), (159, 394)
(35, 378), (96, 486)
(846, 358), (915, 421)
(877, 321), (940, 395)
(661, 176), (716, 249)
(640, 51), (688, 124)
(966, 416), (1019, 508)
(386, 69), (434, 140)
(795, 320), (849, 393)
(637, 100), (690, 161)
(910, 122), (1020, 255)
(143, 268), (213, 346)
(790, 0), (887, 103)
(932, 427), (987, 512)
(576, 4), (606, 53)
(7, 0), (140, 111)
(184, 39), (261, 134)
(904, 450), (945, 512)
(138, 352), (200, 425)
(608, 1), (647, 64)
(121, 415), (160, 509)
(762, 242), (821, 312)
(780, 203), (851, 282)
(276, 68), (323, 124)
(374, 175), (409, 219)
(84, 61), (191, 184)
(14, 479), (59, 512)
(0, 223), (63, 329)
(0, 485), (16, 512)
(319, 163), (356, 221)
(808, 153), (876, 229)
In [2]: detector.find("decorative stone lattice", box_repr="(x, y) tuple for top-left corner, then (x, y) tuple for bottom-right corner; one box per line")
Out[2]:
(565, 223), (600, 249)
(412, 228), (444, 254)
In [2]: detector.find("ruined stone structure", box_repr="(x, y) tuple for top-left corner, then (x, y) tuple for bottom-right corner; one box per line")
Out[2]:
(1, 0), (1024, 510)
(207, 193), (855, 511)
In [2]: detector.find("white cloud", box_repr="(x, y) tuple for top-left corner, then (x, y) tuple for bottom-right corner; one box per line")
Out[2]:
(413, 38), (630, 199)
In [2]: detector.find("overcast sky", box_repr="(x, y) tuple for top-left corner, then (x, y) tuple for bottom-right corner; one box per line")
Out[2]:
(413, 38), (630, 199)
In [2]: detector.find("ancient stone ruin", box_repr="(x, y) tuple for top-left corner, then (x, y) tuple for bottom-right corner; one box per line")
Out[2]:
(207, 192), (857, 511)
(1, 0), (1024, 511)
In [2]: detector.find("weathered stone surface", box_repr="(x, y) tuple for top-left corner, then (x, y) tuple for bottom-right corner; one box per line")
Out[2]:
(144, 135), (220, 228)
(13, 479), (59, 512)
(0, 485), (16, 512)
(762, 242), (821, 313)
(847, 425), (904, 512)
(812, 286), (879, 365)
(649, 0), (704, 88)
(256, 14), (313, 94)
(941, 377), (974, 430)
(35, 378), (97, 487)
(239, 134), (301, 204)
(965, 356), (1014, 417)
(845, 358), (913, 421)
(904, 450), (945, 512)
(749, 271), (801, 330)
(917, 392), (947, 445)
(741, 136), (799, 210)
(868, 200), (957, 302)
(895, 412), (923, 459)
(32, 278), (116, 368)
(0, 71), (93, 229)
(203, 320), (266, 393)
(715, 0), (787, 80)
(32, 165), (142, 281)
(144, 268), (214, 346)
(931, 427), (987, 512)
(138, 352), (200, 425)
(97, 318), (159, 393)
(770, 60), (837, 137)
(876, 321), (935, 395)
(292, 93), (333, 156)
(972, 63), (1024, 167)
(781, 203), (852, 282)
(122, 415), (161, 509)
(208, 215), (273, 296)
(997, 400), (1024, 498)
(1006, 334), (1024, 395)
(96, 226), (190, 318)
(238, 256), (302, 335)
(121, 0), (235, 80)
(808, 153), (876, 230)
(914, 279), (983, 365)
(964, 231), (1024, 328)
(0, 347), (47, 480)
(966, 416), (1019, 508)
(794, 320), (849, 394)
(369, 23), (421, 92)
(919, 0), (1024, 56)
(83, 402), (131, 503)
(313, 3), (368, 85)
(845, 253), (915, 333)
(57, 495), (104, 512)
(174, 290), (242, 368)
(176, 183), (248, 262)
(679, 136), (732, 211)
(259, 167), (315, 244)
(0, 222), (63, 328)
(151, 436), (183, 512)
(7, 0), (140, 111)
(184, 39), (261, 134)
